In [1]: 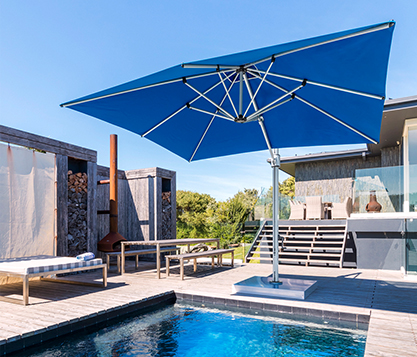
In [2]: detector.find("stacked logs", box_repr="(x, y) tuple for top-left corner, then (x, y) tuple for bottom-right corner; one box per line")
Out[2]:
(162, 192), (172, 239)
(67, 171), (88, 256)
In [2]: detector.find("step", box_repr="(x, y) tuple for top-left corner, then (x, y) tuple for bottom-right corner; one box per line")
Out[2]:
(283, 240), (343, 245)
(247, 256), (342, 264)
(279, 258), (341, 264)
(281, 234), (317, 238)
(246, 256), (274, 262)
(279, 252), (309, 257)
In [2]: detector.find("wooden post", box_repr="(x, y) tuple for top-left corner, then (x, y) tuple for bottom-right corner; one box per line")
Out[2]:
(166, 256), (170, 277)
(121, 242), (125, 274)
(156, 244), (161, 279)
(180, 258), (184, 280)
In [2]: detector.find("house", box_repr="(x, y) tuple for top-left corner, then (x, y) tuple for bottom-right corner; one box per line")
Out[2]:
(278, 95), (417, 273)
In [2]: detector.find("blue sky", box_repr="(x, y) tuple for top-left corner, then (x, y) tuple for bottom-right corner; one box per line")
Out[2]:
(1, 1), (416, 200)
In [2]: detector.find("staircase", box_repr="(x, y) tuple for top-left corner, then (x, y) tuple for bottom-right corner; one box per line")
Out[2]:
(245, 220), (348, 268)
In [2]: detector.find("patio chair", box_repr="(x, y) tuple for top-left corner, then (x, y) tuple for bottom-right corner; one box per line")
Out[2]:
(289, 200), (306, 220)
(306, 196), (325, 220)
(332, 197), (352, 219)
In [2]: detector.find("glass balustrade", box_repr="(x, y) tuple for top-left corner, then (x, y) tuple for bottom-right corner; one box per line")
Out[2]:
(353, 164), (417, 214)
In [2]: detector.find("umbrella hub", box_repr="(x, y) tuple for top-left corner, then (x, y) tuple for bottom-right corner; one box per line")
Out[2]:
(234, 114), (247, 123)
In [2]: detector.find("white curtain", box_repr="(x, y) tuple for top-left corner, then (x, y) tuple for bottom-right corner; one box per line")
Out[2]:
(0, 143), (55, 259)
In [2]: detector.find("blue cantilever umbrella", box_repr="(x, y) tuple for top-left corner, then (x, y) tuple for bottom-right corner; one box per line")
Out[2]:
(61, 21), (395, 283)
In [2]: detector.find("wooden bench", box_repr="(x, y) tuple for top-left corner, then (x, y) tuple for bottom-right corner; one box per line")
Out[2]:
(105, 247), (180, 273)
(165, 248), (234, 280)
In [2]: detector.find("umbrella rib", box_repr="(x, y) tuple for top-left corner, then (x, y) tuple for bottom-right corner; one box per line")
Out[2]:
(243, 58), (275, 117)
(250, 69), (384, 100)
(248, 70), (378, 143)
(189, 117), (215, 162)
(189, 90), (231, 162)
(242, 72), (275, 158)
(182, 63), (241, 70)
(187, 106), (233, 121)
(246, 81), (305, 121)
(217, 71), (239, 117)
(61, 69), (232, 108)
(246, 97), (294, 122)
(183, 80), (235, 120)
(142, 72), (235, 137)
(294, 95), (378, 144)
(181, 22), (392, 72)
(244, 22), (393, 69)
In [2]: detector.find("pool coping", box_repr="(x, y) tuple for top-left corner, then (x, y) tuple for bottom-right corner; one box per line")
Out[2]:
(175, 292), (370, 326)
(1, 289), (371, 355)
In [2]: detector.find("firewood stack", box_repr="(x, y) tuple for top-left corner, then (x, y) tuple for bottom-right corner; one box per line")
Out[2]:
(162, 191), (172, 239)
(67, 170), (88, 256)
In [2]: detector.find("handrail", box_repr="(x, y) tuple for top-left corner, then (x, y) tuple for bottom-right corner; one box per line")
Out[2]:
(245, 219), (268, 263)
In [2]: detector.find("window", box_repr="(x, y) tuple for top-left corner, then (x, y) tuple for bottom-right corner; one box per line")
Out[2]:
(403, 119), (417, 212)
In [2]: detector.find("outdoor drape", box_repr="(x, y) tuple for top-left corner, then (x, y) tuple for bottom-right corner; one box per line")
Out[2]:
(0, 143), (55, 259)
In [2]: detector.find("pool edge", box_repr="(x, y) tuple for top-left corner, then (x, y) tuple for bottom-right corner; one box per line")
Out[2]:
(174, 292), (370, 325)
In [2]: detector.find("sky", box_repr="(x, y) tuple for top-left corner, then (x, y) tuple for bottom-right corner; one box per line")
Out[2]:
(1, 1), (416, 201)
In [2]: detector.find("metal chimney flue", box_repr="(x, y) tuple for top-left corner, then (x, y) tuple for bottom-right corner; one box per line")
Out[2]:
(97, 134), (128, 252)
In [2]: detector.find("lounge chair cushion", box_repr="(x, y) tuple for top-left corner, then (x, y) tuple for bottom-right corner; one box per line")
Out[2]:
(0, 255), (103, 276)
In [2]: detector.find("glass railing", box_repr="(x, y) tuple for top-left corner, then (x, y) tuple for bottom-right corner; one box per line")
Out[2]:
(254, 194), (343, 221)
(353, 164), (417, 213)
(254, 194), (293, 220)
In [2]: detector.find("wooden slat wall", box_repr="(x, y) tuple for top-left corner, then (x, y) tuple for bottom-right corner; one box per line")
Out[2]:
(87, 162), (97, 255)
(0, 125), (96, 162)
(96, 166), (176, 248)
(56, 155), (68, 256)
(1, 125), (177, 259)
(0, 125), (98, 259)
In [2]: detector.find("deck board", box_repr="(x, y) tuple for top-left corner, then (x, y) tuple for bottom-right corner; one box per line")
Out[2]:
(0, 261), (416, 356)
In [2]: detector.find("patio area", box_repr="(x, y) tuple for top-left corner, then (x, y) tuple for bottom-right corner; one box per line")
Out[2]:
(1, 261), (416, 356)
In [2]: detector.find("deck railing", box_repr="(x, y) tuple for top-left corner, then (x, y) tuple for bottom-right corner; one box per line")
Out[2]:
(353, 164), (417, 213)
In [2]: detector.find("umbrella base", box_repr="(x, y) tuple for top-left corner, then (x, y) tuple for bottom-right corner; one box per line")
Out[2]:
(232, 275), (317, 300)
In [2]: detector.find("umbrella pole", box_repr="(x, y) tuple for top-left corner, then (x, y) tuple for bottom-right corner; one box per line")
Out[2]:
(271, 149), (282, 284)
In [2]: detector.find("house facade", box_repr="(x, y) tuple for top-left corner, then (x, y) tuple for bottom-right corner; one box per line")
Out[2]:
(279, 95), (417, 274)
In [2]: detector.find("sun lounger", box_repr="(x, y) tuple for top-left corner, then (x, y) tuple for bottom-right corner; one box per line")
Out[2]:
(0, 255), (107, 305)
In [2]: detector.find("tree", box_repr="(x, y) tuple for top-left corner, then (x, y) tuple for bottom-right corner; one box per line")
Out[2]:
(210, 189), (259, 247)
(259, 176), (295, 219)
(176, 190), (216, 238)
(176, 188), (259, 247)
(279, 176), (295, 198)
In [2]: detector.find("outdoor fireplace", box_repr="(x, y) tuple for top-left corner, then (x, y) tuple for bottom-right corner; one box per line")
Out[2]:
(97, 135), (128, 252)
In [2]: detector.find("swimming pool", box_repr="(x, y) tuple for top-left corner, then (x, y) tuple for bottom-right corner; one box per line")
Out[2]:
(21, 303), (367, 356)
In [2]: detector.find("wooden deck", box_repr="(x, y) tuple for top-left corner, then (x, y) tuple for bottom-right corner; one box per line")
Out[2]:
(0, 261), (416, 356)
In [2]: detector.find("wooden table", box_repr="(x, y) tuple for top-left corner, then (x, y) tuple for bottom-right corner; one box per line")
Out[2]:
(120, 238), (220, 278)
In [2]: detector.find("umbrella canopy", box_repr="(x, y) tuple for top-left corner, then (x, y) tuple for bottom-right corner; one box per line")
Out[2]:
(61, 22), (394, 283)
(62, 21), (394, 162)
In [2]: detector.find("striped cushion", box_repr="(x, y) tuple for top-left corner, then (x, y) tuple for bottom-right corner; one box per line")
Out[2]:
(0, 255), (103, 275)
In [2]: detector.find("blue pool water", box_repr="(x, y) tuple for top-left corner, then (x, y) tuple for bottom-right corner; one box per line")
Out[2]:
(23, 304), (366, 356)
